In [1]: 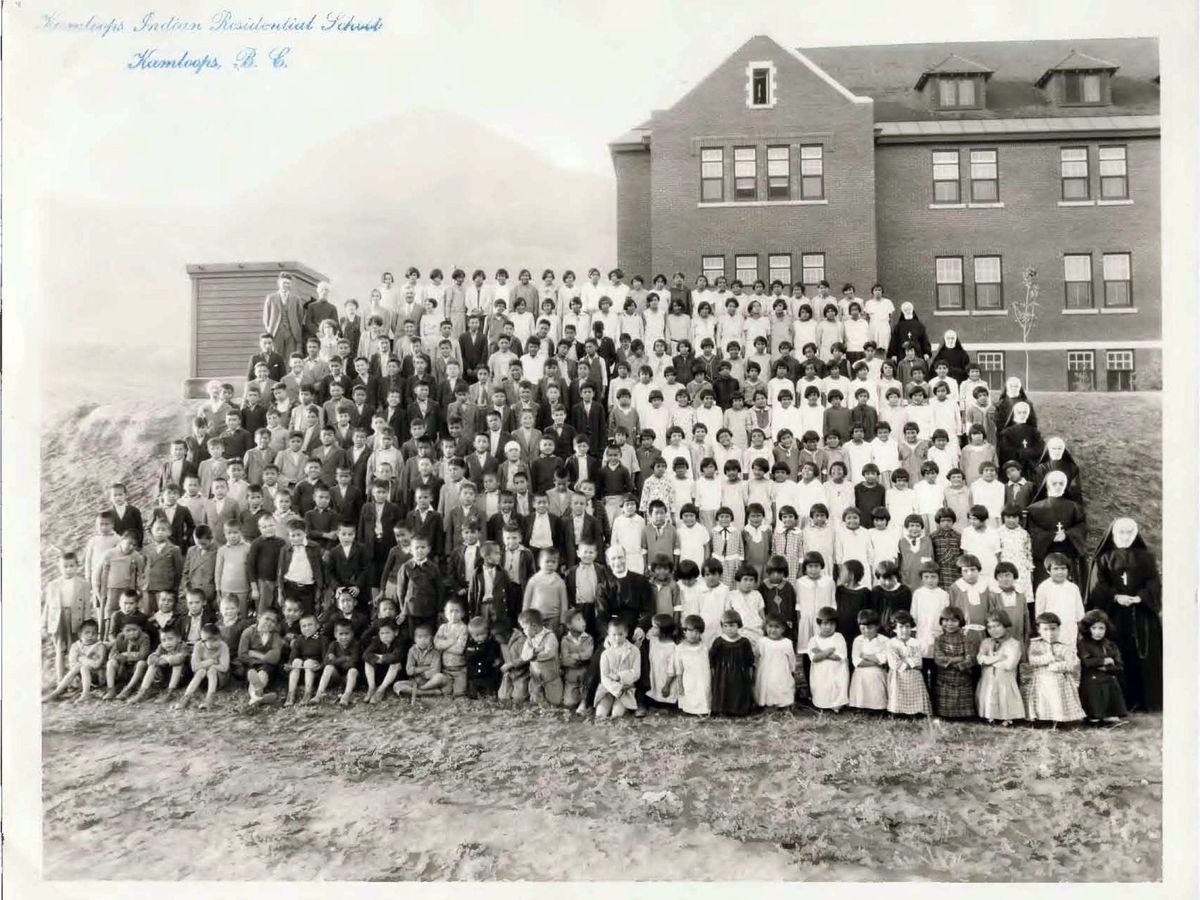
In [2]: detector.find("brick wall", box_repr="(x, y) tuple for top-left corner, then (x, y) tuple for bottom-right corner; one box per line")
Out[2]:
(613, 147), (652, 281)
(875, 136), (1160, 345)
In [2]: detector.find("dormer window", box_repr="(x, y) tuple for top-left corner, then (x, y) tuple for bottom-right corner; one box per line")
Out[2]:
(915, 54), (993, 112)
(937, 76), (979, 109)
(1036, 50), (1119, 108)
(745, 60), (777, 109)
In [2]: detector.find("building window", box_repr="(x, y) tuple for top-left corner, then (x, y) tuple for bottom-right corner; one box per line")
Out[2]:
(801, 253), (825, 292)
(1063, 254), (1094, 309)
(735, 254), (759, 285)
(799, 145), (824, 200)
(933, 150), (960, 203)
(701, 255), (725, 283)
(746, 61), (777, 109)
(935, 256), (965, 310)
(973, 256), (1003, 310)
(936, 76), (978, 109)
(1060, 147), (1090, 200)
(1063, 72), (1104, 105)
(1067, 350), (1096, 391)
(1106, 350), (1135, 391)
(977, 351), (1005, 391)
(1102, 253), (1132, 307)
(700, 148), (724, 202)
(766, 146), (790, 200)
(969, 149), (999, 202)
(734, 147), (757, 201)
(1099, 146), (1129, 199)
(768, 254), (792, 287)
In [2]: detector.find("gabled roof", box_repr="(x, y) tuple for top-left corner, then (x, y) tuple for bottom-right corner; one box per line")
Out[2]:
(1035, 50), (1121, 87)
(804, 38), (1157, 122)
(914, 53), (994, 89)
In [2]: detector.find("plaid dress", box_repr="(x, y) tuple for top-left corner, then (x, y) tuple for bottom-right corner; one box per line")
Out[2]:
(886, 636), (932, 715)
(1023, 638), (1085, 722)
(711, 527), (745, 587)
(932, 631), (976, 718)
(931, 526), (962, 590)
(772, 526), (804, 579)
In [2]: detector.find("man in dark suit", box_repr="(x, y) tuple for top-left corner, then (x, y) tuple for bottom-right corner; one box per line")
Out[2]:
(347, 385), (376, 431)
(330, 467), (365, 523)
(520, 496), (561, 558)
(323, 521), (371, 607)
(357, 481), (403, 592)
(310, 427), (351, 486)
(569, 382), (606, 449)
(406, 385), (444, 440)
(345, 432), (373, 494)
(246, 333), (286, 382)
(106, 483), (145, 548)
(458, 314), (489, 381)
(303, 281), (338, 349)
(466, 433), (499, 490)
(262, 271), (305, 362)
(559, 493), (606, 568)
(478, 409), (512, 459)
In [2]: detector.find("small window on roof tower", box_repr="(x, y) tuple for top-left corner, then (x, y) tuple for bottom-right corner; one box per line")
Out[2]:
(746, 61), (776, 108)
(752, 69), (769, 105)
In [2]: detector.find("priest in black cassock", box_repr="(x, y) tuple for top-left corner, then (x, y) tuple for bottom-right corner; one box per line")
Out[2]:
(997, 401), (1045, 480)
(1026, 470), (1087, 589)
(1087, 517), (1163, 712)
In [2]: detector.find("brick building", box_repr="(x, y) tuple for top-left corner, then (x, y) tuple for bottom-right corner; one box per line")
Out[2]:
(610, 36), (1160, 390)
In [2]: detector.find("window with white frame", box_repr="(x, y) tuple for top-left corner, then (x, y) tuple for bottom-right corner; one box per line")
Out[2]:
(1067, 350), (1096, 391)
(701, 255), (725, 283)
(1064, 254), (1094, 308)
(768, 254), (792, 287)
(767, 146), (790, 200)
(734, 147), (757, 200)
(747, 61), (777, 109)
(700, 148), (724, 202)
(800, 145), (824, 199)
(735, 254), (759, 285)
(1106, 349), (1135, 391)
(1061, 147), (1090, 200)
(1099, 146), (1129, 199)
(801, 253), (825, 291)
(974, 256), (1003, 310)
(935, 256), (965, 310)
(1102, 253), (1132, 307)
(937, 76), (978, 109)
(1063, 72), (1104, 105)
(933, 150), (961, 203)
(976, 351), (1005, 390)
(970, 149), (999, 201)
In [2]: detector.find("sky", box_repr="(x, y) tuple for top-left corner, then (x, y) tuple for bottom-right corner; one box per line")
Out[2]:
(10, 0), (1186, 211)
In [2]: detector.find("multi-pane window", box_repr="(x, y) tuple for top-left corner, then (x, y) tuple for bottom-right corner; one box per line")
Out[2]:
(974, 256), (1003, 310)
(735, 255), (759, 285)
(1064, 254), (1094, 309)
(799, 145), (824, 199)
(976, 351), (1005, 391)
(801, 253), (825, 292)
(1061, 147), (1090, 200)
(768, 254), (792, 286)
(1067, 350), (1096, 391)
(937, 76), (978, 108)
(1102, 253), (1132, 307)
(1106, 350), (1135, 391)
(734, 147), (757, 200)
(933, 150), (960, 203)
(1099, 146), (1129, 199)
(701, 255), (725, 283)
(935, 256), (965, 310)
(767, 146), (790, 200)
(1063, 72), (1103, 104)
(700, 148), (724, 202)
(970, 149), (999, 201)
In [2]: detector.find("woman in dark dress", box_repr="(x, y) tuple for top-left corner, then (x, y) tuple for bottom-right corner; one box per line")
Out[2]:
(1031, 436), (1084, 505)
(1086, 517), (1162, 712)
(709, 609), (755, 716)
(997, 402), (1045, 480)
(930, 330), (971, 384)
(1025, 470), (1087, 590)
(834, 559), (872, 650)
(993, 376), (1039, 430)
(886, 302), (931, 362)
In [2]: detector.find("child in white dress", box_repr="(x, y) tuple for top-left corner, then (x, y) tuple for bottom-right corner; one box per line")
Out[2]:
(611, 496), (647, 574)
(849, 608), (889, 711)
(1034, 553), (1086, 648)
(645, 614), (678, 706)
(669, 614), (712, 715)
(753, 616), (797, 708)
(807, 607), (850, 710)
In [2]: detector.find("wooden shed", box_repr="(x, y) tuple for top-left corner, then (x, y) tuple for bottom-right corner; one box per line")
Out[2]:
(184, 261), (329, 398)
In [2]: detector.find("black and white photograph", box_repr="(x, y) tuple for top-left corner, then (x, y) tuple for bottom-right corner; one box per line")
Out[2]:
(3, 0), (1197, 894)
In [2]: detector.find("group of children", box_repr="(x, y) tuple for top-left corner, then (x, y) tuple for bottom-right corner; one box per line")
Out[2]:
(38, 265), (1149, 727)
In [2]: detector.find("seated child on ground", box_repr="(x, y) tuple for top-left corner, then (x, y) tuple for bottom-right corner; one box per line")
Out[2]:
(464, 616), (503, 699)
(594, 618), (641, 718)
(103, 621), (150, 702)
(129, 626), (188, 705)
(395, 623), (448, 698)
(315, 618), (361, 706)
(43, 618), (106, 703)
(519, 608), (563, 707)
(434, 599), (470, 697)
(178, 624), (230, 710)
(559, 609), (595, 708)
(361, 617), (405, 703)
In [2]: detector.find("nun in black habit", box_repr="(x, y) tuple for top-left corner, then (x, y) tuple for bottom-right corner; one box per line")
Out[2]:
(1086, 517), (1162, 712)
(930, 330), (971, 384)
(996, 401), (1044, 480)
(886, 301), (931, 362)
(993, 376), (1040, 430)
(1025, 470), (1087, 590)
(1032, 436), (1084, 505)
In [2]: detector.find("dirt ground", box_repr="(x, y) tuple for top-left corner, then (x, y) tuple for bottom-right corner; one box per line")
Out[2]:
(41, 694), (1161, 882)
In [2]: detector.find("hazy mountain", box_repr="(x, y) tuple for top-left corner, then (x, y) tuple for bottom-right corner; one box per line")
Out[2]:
(37, 108), (616, 407)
